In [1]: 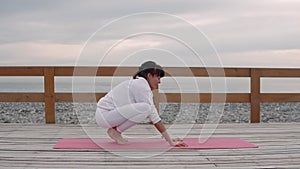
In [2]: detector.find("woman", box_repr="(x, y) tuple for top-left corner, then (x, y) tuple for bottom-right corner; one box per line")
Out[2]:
(95, 61), (187, 147)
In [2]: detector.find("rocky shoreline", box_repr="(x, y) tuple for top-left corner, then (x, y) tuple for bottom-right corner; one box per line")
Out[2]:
(0, 102), (299, 124)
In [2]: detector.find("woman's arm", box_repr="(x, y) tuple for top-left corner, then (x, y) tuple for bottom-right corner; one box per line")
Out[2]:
(154, 120), (187, 147)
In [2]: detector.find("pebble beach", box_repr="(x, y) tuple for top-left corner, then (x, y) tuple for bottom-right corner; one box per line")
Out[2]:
(0, 102), (299, 124)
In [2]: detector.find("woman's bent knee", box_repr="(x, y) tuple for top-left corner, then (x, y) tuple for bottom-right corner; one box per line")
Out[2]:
(95, 109), (111, 128)
(134, 103), (151, 115)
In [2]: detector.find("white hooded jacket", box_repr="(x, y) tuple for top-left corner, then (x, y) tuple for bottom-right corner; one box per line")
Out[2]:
(97, 77), (161, 124)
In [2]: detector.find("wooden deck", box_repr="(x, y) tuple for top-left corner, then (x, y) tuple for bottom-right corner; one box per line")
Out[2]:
(0, 123), (300, 168)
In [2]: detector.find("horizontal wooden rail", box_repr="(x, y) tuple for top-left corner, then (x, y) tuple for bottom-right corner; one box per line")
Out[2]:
(0, 66), (252, 77)
(0, 66), (299, 123)
(0, 67), (44, 76)
(261, 93), (300, 102)
(0, 93), (44, 102)
(259, 68), (300, 77)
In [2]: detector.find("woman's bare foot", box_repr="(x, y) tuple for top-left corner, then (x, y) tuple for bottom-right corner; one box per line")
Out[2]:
(107, 128), (128, 145)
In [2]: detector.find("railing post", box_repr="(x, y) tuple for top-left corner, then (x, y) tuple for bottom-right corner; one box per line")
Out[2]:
(44, 67), (55, 124)
(250, 68), (261, 123)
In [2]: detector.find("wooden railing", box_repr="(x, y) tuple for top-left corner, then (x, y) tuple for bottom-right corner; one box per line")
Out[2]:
(0, 66), (299, 124)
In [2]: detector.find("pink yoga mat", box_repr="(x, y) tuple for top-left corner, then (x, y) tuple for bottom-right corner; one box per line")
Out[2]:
(54, 138), (258, 149)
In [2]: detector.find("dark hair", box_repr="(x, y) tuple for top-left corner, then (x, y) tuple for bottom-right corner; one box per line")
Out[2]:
(133, 61), (165, 79)
(133, 68), (165, 79)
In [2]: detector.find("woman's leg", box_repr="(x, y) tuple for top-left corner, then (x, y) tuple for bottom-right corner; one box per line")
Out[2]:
(102, 102), (151, 132)
(96, 103), (151, 144)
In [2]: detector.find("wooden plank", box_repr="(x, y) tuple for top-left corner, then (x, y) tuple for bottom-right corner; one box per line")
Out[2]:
(0, 67), (44, 76)
(224, 68), (251, 77)
(55, 66), (138, 76)
(260, 68), (300, 77)
(224, 93), (250, 102)
(2, 66), (297, 77)
(164, 67), (209, 77)
(55, 67), (251, 77)
(56, 93), (106, 102)
(161, 93), (250, 103)
(0, 67), (297, 77)
(164, 67), (250, 77)
(250, 68), (261, 123)
(55, 66), (87, 76)
(97, 67), (137, 77)
(0, 93), (44, 102)
(44, 67), (55, 124)
(0, 123), (300, 168)
(261, 93), (300, 102)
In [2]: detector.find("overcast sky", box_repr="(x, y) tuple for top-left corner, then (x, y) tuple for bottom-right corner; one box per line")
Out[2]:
(0, 0), (300, 67)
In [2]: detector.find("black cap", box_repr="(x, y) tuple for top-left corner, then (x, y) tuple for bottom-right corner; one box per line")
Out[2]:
(133, 61), (165, 78)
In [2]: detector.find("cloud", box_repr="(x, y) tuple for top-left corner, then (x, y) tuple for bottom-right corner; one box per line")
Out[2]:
(0, 42), (81, 65)
(0, 0), (299, 67)
(222, 49), (300, 68)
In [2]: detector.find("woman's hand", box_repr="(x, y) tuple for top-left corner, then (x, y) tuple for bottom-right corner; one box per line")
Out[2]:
(154, 121), (188, 147)
(169, 138), (188, 147)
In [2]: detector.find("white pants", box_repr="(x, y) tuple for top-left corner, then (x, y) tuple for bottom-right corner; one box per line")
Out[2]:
(95, 103), (151, 133)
